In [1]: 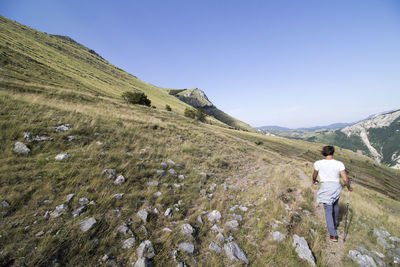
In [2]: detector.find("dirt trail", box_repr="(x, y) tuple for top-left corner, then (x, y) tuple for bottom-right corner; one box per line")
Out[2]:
(296, 168), (346, 267)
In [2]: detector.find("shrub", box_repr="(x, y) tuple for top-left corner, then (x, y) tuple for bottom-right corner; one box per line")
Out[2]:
(184, 108), (196, 119)
(184, 108), (207, 122)
(165, 104), (172, 111)
(195, 109), (207, 122)
(122, 91), (151, 107)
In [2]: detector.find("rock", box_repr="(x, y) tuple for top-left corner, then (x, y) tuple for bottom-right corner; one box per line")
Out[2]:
(209, 183), (217, 191)
(167, 159), (176, 165)
(181, 224), (194, 236)
(114, 175), (125, 185)
(113, 193), (124, 199)
(168, 168), (178, 176)
(156, 170), (166, 177)
(200, 189), (206, 196)
(55, 153), (70, 160)
(137, 210), (149, 223)
(99, 151), (107, 157)
(211, 224), (224, 233)
(348, 250), (377, 267)
(232, 214), (242, 221)
(207, 193), (213, 199)
(389, 236), (400, 242)
(137, 240), (155, 259)
(209, 241), (221, 253)
(223, 241), (249, 264)
(225, 220), (239, 231)
(89, 200), (95, 205)
(200, 172), (209, 179)
(164, 208), (172, 217)
(79, 198), (89, 206)
(140, 225), (148, 236)
(1, 200), (10, 208)
(24, 132), (53, 142)
(207, 210), (222, 223)
(293, 234), (315, 266)
(161, 162), (168, 169)
(197, 215), (203, 225)
(273, 231), (286, 242)
(55, 124), (71, 132)
(357, 246), (386, 267)
(373, 228), (390, 239)
(55, 204), (68, 212)
(14, 142), (30, 155)
(178, 175), (187, 180)
(122, 237), (136, 249)
(67, 135), (76, 141)
(178, 242), (194, 254)
(162, 228), (173, 232)
(239, 206), (248, 212)
(65, 193), (75, 203)
(153, 191), (162, 197)
(147, 181), (159, 186)
(118, 224), (131, 235)
(153, 208), (160, 214)
(43, 199), (53, 205)
(134, 257), (153, 267)
(96, 141), (103, 146)
(216, 233), (225, 243)
(80, 217), (96, 232)
(101, 169), (116, 179)
(35, 231), (44, 237)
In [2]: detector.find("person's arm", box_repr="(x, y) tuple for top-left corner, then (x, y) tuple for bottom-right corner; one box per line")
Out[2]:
(340, 170), (353, 192)
(312, 170), (319, 185)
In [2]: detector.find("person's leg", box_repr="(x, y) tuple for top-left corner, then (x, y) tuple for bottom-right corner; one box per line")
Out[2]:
(333, 198), (340, 229)
(323, 203), (337, 237)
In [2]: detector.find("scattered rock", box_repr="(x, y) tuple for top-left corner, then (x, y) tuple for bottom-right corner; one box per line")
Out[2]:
(113, 193), (124, 199)
(122, 237), (136, 249)
(178, 175), (187, 180)
(55, 204), (68, 212)
(79, 198), (89, 206)
(137, 210), (149, 223)
(209, 241), (221, 253)
(168, 169), (178, 176)
(43, 199), (53, 205)
(137, 240), (155, 259)
(223, 241), (249, 264)
(348, 250), (377, 267)
(114, 175), (125, 185)
(161, 162), (168, 169)
(200, 172), (209, 179)
(24, 132), (53, 142)
(200, 189), (206, 196)
(55, 153), (70, 160)
(197, 215), (203, 225)
(357, 245), (385, 267)
(101, 169), (116, 179)
(126, 152), (134, 157)
(273, 231), (286, 242)
(232, 214), (242, 221)
(96, 141), (103, 146)
(239, 206), (248, 212)
(211, 224), (224, 233)
(14, 142), (30, 155)
(178, 242), (194, 254)
(156, 170), (166, 177)
(225, 220), (239, 231)
(162, 228), (173, 232)
(293, 234), (315, 266)
(207, 210), (222, 223)
(80, 217), (96, 232)
(35, 231), (44, 237)
(216, 233), (225, 243)
(389, 236), (400, 242)
(67, 135), (76, 141)
(118, 224), (131, 235)
(147, 181), (159, 186)
(1, 200), (10, 208)
(55, 124), (71, 132)
(181, 224), (194, 236)
(153, 208), (160, 214)
(164, 208), (172, 217)
(209, 183), (217, 191)
(72, 206), (86, 218)
(65, 193), (75, 203)
(134, 257), (153, 267)
(153, 191), (162, 197)
(167, 159), (176, 166)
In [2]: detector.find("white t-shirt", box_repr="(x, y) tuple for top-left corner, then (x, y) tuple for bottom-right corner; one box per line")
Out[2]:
(314, 159), (345, 183)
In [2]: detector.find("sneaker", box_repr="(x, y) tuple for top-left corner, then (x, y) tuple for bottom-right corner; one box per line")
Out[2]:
(330, 236), (338, 242)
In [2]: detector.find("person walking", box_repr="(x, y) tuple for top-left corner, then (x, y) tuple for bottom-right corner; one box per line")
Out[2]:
(312, 145), (353, 242)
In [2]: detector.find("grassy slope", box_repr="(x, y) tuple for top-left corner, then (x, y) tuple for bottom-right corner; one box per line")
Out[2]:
(1, 16), (399, 266)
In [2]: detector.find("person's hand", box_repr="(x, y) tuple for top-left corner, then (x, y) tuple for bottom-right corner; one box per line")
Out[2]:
(348, 186), (353, 192)
(312, 179), (319, 185)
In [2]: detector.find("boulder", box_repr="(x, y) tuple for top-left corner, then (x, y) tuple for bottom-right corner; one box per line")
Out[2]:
(348, 250), (377, 267)
(137, 240), (155, 259)
(118, 224), (131, 235)
(223, 241), (249, 264)
(178, 242), (194, 254)
(80, 217), (96, 232)
(14, 142), (30, 155)
(134, 257), (153, 267)
(293, 234), (315, 266)
(216, 233), (225, 243)
(137, 209), (149, 223)
(114, 175), (125, 185)
(207, 210), (222, 223)
(209, 241), (221, 253)
(79, 197), (89, 206)
(211, 224), (223, 233)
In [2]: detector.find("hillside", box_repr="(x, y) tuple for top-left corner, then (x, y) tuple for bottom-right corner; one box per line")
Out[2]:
(311, 110), (400, 169)
(1, 16), (400, 266)
(0, 16), (254, 133)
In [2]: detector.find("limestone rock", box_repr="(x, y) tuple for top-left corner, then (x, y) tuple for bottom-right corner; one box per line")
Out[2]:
(156, 170), (166, 177)
(348, 250), (377, 267)
(55, 153), (70, 160)
(137, 209), (149, 223)
(147, 180), (159, 186)
(14, 142), (30, 155)
(211, 224), (223, 233)
(181, 224), (194, 236)
(101, 169), (116, 179)
(80, 217), (96, 232)
(1, 200), (10, 208)
(153, 191), (162, 197)
(223, 241), (249, 264)
(273, 231), (286, 242)
(167, 159), (176, 166)
(216, 232), (225, 243)
(118, 224), (131, 235)
(207, 210), (222, 223)
(134, 257), (153, 267)
(114, 175), (125, 185)
(164, 208), (172, 217)
(178, 242), (194, 254)
(161, 162), (168, 169)
(209, 241), (221, 253)
(225, 220), (239, 231)
(65, 193), (75, 203)
(168, 168), (178, 176)
(55, 124), (71, 132)
(137, 240), (155, 259)
(122, 237), (136, 249)
(113, 193), (124, 199)
(197, 215), (203, 225)
(178, 175), (187, 180)
(293, 234), (315, 266)
(72, 206), (87, 217)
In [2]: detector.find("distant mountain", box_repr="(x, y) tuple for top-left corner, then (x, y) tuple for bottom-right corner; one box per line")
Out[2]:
(312, 109), (400, 169)
(256, 122), (354, 132)
(256, 125), (292, 131)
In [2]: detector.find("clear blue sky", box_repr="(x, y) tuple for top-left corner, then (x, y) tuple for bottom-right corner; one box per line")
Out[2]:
(1, 0), (400, 128)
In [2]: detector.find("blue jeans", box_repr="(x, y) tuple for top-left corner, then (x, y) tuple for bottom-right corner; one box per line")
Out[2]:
(323, 198), (339, 237)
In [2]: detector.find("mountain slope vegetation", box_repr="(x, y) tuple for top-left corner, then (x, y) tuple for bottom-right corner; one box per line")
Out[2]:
(1, 16), (399, 266)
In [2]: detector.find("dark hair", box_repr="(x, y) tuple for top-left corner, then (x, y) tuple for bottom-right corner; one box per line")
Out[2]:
(322, 146), (335, 156)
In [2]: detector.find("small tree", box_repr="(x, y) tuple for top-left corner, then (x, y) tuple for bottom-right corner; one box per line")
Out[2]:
(165, 104), (172, 111)
(122, 91), (151, 107)
(184, 108), (196, 119)
(195, 108), (207, 122)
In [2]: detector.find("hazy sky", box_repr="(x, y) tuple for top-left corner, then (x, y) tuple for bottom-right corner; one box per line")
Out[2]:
(2, 0), (400, 128)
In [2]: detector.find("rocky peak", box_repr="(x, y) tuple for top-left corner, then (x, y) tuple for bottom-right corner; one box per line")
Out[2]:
(178, 88), (214, 108)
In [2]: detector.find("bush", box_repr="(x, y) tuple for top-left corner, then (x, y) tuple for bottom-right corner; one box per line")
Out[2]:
(184, 108), (196, 119)
(122, 91), (151, 107)
(195, 109), (207, 122)
(165, 104), (172, 111)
